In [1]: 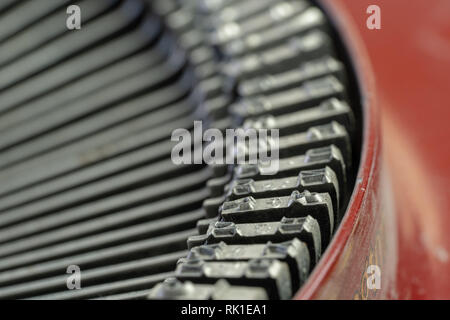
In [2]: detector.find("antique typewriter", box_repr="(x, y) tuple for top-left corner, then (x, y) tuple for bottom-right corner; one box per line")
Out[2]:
(0, 0), (364, 299)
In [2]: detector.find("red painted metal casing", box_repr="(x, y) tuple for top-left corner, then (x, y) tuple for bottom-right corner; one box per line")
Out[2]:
(296, 0), (450, 300)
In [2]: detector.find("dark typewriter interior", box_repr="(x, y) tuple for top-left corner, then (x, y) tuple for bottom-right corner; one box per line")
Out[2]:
(0, 0), (363, 299)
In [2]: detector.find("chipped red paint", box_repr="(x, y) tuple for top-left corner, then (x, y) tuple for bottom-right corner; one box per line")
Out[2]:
(296, 0), (450, 300)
